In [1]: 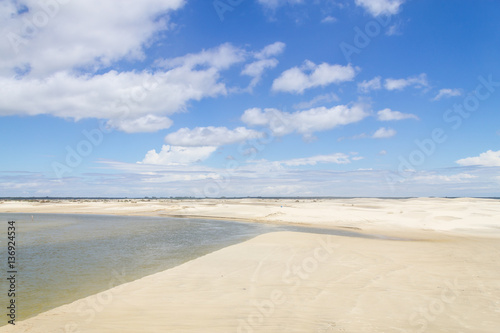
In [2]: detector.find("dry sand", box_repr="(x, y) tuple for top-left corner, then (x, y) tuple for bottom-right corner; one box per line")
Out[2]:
(1, 197), (499, 235)
(0, 198), (499, 332)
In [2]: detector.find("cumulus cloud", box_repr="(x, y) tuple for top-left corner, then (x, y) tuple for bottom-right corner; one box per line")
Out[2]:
(358, 76), (382, 93)
(433, 88), (462, 101)
(1, 1), (267, 134)
(456, 150), (500, 167)
(140, 145), (217, 165)
(355, 0), (405, 17)
(384, 73), (428, 91)
(254, 41), (286, 60)
(272, 61), (356, 94)
(0, 64), (227, 132)
(164, 126), (264, 146)
(241, 103), (369, 138)
(0, 43), (250, 132)
(1, 0), (185, 77)
(242, 58), (279, 86)
(377, 108), (419, 121)
(372, 127), (396, 138)
(241, 42), (285, 89)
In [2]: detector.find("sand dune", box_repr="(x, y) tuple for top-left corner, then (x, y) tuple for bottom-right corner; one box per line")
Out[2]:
(0, 198), (499, 332)
(1, 198), (499, 235)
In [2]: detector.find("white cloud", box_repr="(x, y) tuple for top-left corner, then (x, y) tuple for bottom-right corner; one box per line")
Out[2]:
(158, 43), (245, 70)
(140, 145), (217, 165)
(456, 150), (500, 167)
(0, 43), (248, 132)
(347, 133), (369, 140)
(280, 153), (352, 166)
(272, 61), (356, 94)
(384, 73), (428, 91)
(107, 115), (173, 133)
(254, 42), (286, 59)
(411, 173), (477, 184)
(377, 108), (419, 121)
(355, 0), (405, 17)
(256, 0), (303, 10)
(293, 93), (340, 110)
(379, 150), (387, 155)
(242, 42), (285, 89)
(241, 103), (369, 137)
(433, 88), (462, 101)
(372, 127), (396, 138)
(243, 151), (359, 172)
(242, 59), (279, 88)
(386, 23), (402, 36)
(4, 162), (499, 198)
(361, 74), (428, 93)
(321, 16), (337, 23)
(1, 0), (185, 77)
(0, 1), (264, 135)
(358, 76), (382, 93)
(340, 126), (397, 141)
(0, 65), (226, 131)
(164, 127), (263, 146)
(242, 58), (278, 76)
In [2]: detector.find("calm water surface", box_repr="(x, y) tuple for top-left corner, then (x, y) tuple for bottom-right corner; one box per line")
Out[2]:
(0, 213), (375, 323)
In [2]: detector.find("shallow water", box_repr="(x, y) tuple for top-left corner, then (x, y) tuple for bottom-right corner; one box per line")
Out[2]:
(0, 213), (377, 323)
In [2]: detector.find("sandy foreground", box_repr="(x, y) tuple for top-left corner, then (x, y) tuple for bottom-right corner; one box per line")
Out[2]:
(0, 198), (499, 332)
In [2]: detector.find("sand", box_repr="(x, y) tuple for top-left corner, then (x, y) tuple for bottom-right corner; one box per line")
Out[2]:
(0, 198), (499, 332)
(1, 197), (499, 235)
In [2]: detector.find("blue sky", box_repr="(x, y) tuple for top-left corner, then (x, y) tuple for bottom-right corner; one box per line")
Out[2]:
(1, 0), (499, 197)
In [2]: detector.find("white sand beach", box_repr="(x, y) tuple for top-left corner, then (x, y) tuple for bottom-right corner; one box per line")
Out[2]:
(1, 197), (499, 235)
(0, 198), (499, 332)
